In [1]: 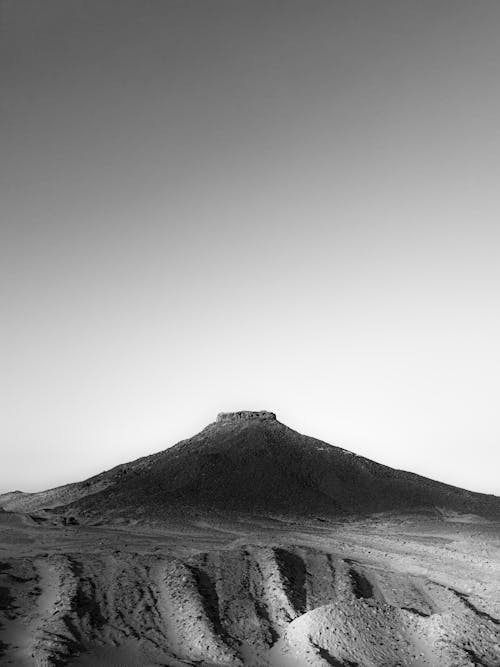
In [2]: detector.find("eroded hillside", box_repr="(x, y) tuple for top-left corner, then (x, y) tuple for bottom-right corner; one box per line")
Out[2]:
(1, 512), (499, 666)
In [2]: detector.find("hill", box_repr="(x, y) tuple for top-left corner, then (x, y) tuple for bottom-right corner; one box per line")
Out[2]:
(2, 411), (498, 521)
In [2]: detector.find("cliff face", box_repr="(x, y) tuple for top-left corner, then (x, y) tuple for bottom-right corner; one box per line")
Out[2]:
(216, 411), (276, 422)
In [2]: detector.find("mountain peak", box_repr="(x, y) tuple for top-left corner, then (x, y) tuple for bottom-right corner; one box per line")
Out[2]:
(216, 410), (276, 423)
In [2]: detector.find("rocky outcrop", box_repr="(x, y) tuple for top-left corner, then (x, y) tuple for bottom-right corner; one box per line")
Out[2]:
(216, 411), (276, 422)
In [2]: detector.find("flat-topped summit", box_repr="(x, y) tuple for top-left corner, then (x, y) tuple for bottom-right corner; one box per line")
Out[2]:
(216, 410), (276, 422)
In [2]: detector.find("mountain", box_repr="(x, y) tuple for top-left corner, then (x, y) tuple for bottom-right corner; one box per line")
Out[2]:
(2, 411), (498, 520)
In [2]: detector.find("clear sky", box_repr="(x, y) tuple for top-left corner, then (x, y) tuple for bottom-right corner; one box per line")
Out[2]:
(2, 1), (500, 495)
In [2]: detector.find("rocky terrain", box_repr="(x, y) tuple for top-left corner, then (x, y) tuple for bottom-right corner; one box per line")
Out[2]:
(1, 411), (499, 666)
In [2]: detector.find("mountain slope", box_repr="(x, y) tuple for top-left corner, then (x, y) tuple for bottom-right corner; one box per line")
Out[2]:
(2, 411), (499, 520)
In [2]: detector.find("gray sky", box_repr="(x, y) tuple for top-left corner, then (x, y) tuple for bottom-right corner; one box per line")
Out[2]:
(2, 1), (500, 495)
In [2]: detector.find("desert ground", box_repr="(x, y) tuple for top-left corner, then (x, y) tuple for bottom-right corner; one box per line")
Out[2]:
(2, 413), (500, 666)
(1, 509), (499, 666)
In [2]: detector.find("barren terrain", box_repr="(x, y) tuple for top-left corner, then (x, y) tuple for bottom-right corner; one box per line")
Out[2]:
(1, 413), (499, 666)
